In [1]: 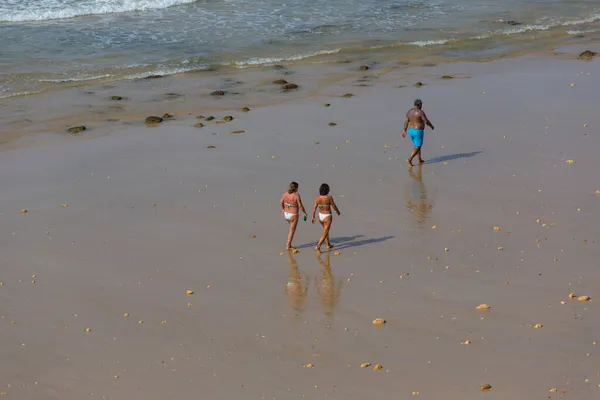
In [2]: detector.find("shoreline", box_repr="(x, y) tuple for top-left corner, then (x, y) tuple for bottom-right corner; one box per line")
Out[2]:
(1, 35), (600, 148)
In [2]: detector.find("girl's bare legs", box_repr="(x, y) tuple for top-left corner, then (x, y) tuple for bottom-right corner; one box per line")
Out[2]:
(286, 216), (299, 249)
(315, 217), (332, 252)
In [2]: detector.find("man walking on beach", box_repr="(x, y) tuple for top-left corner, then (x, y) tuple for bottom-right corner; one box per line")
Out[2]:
(402, 99), (434, 166)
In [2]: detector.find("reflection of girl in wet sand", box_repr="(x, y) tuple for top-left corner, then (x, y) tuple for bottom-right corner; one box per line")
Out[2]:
(315, 252), (343, 316)
(284, 250), (309, 314)
(311, 183), (341, 252)
(405, 165), (434, 225)
(280, 182), (307, 250)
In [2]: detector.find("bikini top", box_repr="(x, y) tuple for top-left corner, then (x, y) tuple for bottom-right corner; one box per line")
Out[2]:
(284, 202), (298, 207)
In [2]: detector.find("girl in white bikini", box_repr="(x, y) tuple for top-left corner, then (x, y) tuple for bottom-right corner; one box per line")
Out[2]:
(280, 182), (307, 250)
(311, 183), (341, 252)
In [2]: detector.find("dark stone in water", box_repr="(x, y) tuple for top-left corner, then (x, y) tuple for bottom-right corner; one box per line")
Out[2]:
(328, 122), (337, 126)
(205, 116), (215, 121)
(145, 75), (164, 79)
(206, 145), (216, 149)
(223, 116), (234, 122)
(282, 83), (298, 90)
(111, 96), (123, 101)
(145, 116), (163, 124)
(210, 90), (225, 96)
(163, 113), (174, 120)
(578, 50), (597, 60)
(195, 123), (204, 128)
(241, 107), (250, 112)
(67, 126), (86, 134)
(342, 93), (354, 98)
(441, 75), (454, 80)
(415, 82), (424, 87)
(359, 65), (370, 71)
(504, 20), (522, 26)
(272, 79), (288, 85)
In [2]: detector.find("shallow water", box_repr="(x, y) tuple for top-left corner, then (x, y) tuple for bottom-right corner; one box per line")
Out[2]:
(0, 0), (599, 97)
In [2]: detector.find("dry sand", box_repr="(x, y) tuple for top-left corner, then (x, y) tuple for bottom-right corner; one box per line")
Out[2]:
(1, 46), (600, 399)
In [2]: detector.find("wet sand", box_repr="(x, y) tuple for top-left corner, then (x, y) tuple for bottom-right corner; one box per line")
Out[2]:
(1, 46), (600, 399)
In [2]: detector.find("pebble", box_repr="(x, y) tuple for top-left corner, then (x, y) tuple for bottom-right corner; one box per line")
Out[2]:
(20, 209), (28, 214)
(186, 290), (194, 296)
(493, 226), (500, 231)
(578, 295), (591, 302)
(476, 304), (490, 310)
(124, 313), (129, 317)
(334, 251), (341, 256)
(373, 364), (383, 371)
(533, 323), (543, 329)
(412, 392), (420, 396)
(481, 384), (492, 391)
(305, 364), (314, 368)
(372, 318), (386, 326)
(360, 362), (371, 368)
(85, 328), (91, 332)
(566, 160), (575, 164)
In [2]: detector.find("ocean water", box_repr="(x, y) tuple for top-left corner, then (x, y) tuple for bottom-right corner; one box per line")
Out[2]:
(0, 0), (599, 97)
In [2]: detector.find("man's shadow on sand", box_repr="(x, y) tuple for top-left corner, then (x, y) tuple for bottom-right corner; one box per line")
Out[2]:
(297, 235), (394, 250)
(424, 151), (482, 165)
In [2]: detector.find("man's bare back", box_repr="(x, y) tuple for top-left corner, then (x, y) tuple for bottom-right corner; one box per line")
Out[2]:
(406, 107), (432, 130)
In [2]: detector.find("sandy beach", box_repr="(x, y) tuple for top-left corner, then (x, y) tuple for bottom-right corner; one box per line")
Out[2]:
(1, 43), (600, 399)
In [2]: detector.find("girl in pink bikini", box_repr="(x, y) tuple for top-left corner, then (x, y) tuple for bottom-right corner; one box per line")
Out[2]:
(280, 182), (308, 250)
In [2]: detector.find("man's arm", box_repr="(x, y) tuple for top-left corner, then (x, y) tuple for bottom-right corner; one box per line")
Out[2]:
(402, 114), (409, 137)
(422, 111), (434, 130)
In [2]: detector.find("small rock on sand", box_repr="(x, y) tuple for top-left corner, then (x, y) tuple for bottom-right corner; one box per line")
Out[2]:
(210, 90), (225, 96)
(578, 295), (591, 302)
(441, 75), (454, 80)
(476, 304), (490, 310)
(415, 82), (424, 87)
(205, 116), (215, 121)
(323, 103), (330, 107)
(186, 290), (194, 296)
(67, 126), (86, 134)
(163, 113), (174, 120)
(360, 363), (371, 368)
(20, 209), (28, 214)
(342, 93), (354, 98)
(328, 122), (337, 126)
(231, 130), (245, 134)
(223, 116), (234, 122)
(578, 50), (597, 60)
(272, 79), (288, 85)
(111, 96), (123, 100)
(241, 107), (250, 112)
(373, 364), (383, 370)
(194, 123), (204, 128)
(145, 116), (163, 124)
(480, 384), (492, 392)
(359, 65), (369, 71)
(206, 145), (216, 149)
(282, 83), (298, 90)
(372, 318), (386, 325)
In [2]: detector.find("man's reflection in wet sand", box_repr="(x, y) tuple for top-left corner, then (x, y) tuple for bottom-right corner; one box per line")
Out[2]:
(315, 251), (343, 317)
(284, 250), (309, 314)
(405, 165), (434, 225)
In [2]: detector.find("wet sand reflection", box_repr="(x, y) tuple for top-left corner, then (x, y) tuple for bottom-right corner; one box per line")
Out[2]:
(315, 251), (343, 317)
(284, 250), (309, 314)
(405, 165), (434, 226)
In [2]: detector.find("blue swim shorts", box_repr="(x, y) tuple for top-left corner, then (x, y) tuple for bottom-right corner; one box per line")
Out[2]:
(408, 127), (424, 147)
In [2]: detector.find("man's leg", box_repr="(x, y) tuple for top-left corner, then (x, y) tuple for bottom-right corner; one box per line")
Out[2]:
(417, 147), (424, 164)
(408, 146), (421, 166)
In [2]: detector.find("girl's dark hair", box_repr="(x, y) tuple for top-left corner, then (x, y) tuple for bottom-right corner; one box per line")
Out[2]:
(288, 181), (299, 194)
(319, 183), (330, 196)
